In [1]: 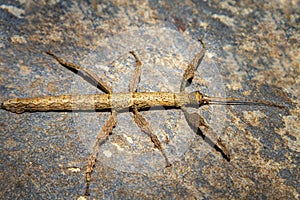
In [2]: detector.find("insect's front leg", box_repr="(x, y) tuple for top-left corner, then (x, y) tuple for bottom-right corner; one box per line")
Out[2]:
(180, 38), (206, 92)
(182, 108), (230, 161)
(129, 50), (142, 93)
(180, 39), (230, 161)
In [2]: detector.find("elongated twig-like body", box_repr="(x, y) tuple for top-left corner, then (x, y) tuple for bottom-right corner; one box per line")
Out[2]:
(1, 90), (282, 114)
(1, 39), (284, 196)
(1, 91), (203, 113)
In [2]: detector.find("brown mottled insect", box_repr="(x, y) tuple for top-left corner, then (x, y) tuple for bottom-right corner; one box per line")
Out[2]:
(1, 39), (282, 196)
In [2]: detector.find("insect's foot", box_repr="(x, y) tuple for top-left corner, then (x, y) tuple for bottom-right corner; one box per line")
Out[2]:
(85, 185), (90, 197)
(215, 139), (231, 162)
(166, 163), (172, 168)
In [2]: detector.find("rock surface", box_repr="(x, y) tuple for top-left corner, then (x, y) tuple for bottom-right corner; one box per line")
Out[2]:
(0, 1), (299, 199)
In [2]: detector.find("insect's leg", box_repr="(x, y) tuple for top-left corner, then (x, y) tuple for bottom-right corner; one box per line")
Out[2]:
(181, 107), (230, 161)
(132, 108), (171, 167)
(128, 51), (171, 166)
(179, 39), (230, 160)
(46, 51), (112, 94)
(85, 110), (117, 196)
(180, 38), (206, 92)
(129, 50), (142, 92)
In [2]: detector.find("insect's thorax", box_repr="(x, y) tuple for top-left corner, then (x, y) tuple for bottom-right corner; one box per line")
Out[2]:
(108, 92), (201, 110)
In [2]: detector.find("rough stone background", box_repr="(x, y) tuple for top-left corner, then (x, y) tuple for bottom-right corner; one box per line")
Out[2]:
(0, 0), (299, 199)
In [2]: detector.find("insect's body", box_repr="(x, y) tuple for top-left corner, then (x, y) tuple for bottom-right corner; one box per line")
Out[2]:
(1, 39), (282, 196)
(1, 91), (203, 113)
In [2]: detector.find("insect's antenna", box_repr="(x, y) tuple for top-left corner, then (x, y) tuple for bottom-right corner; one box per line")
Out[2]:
(201, 95), (284, 108)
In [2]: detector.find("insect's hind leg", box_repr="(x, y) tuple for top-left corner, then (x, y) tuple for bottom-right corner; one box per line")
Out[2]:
(128, 50), (171, 167)
(46, 51), (112, 94)
(85, 111), (117, 196)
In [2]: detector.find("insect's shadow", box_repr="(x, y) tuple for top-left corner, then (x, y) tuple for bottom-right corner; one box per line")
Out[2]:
(40, 104), (231, 162)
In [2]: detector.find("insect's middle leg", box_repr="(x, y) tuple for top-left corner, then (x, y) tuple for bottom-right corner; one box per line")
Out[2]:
(128, 50), (171, 167)
(132, 108), (171, 167)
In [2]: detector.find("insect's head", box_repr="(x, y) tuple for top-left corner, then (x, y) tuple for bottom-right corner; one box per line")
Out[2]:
(193, 91), (284, 108)
(193, 91), (208, 106)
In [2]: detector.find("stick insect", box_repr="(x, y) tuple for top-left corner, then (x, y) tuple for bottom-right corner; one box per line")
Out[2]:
(1, 39), (282, 196)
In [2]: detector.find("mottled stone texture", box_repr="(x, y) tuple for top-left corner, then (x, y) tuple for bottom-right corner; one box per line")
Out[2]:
(0, 0), (299, 199)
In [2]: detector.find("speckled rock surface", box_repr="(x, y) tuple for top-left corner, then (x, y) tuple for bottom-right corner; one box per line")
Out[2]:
(0, 1), (299, 199)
